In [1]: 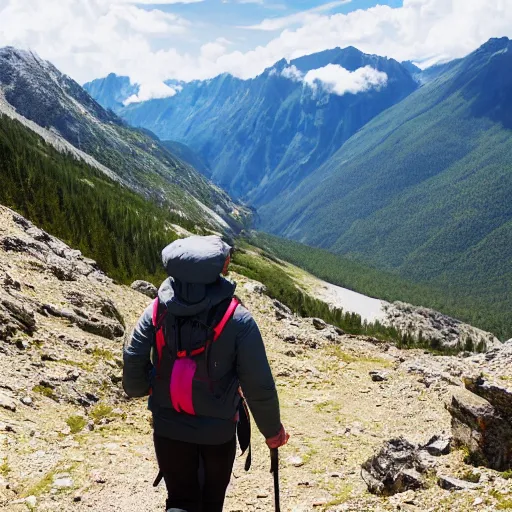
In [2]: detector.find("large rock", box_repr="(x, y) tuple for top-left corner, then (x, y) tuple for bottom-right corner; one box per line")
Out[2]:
(447, 386), (512, 470)
(382, 301), (501, 353)
(361, 438), (429, 495)
(130, 280), (158, 299)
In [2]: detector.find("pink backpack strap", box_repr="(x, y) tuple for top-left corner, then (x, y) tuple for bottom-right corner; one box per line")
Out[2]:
(213, 298), (239, 342)
(152, 298), (166, 369)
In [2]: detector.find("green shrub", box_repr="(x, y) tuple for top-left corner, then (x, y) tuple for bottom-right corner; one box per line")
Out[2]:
(90, 404), (114, 424)
(66, 415), (87, 434)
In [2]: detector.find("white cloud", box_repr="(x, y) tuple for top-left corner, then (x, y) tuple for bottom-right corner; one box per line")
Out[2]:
(124, 81), (179, 104)
(303, 64), (388, 96)
(111, 0), (204, 3)
(281, 65), (303, 82)
(241, 0), (352, 31)
(0, 0), (511, 101)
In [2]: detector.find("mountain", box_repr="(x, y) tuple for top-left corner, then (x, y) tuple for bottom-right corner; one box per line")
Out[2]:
(260, 37), (512, 325)
(89, 47), (418, 206)
(0, 47), (247, 231)
(161, 140), (211, 178)
(83, 73), (139, 112)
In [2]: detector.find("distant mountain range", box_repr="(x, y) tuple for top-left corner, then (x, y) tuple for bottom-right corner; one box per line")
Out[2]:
(86, 38), (512, 337)
(85, 46), (418, 206)
(0, 47), (247, 232)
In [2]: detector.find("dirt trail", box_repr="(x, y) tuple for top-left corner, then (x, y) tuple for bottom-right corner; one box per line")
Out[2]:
(1, 207), (510, 512)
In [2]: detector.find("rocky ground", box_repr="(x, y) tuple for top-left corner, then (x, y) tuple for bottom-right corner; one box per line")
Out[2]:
(0, 205), (511, 512)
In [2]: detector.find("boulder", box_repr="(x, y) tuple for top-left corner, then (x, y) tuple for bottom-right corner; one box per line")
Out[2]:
(361, 437), (429, 495)
(130, 280), (158, 299)
(447, 387), (512, 471)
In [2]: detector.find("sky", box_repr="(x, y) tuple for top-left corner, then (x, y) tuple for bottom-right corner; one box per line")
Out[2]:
(0, 0), (511, 101)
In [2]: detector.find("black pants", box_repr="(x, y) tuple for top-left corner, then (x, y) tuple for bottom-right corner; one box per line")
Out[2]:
(154, 434), (236, 512)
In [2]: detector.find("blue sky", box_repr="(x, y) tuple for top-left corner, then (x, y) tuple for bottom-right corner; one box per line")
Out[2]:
(154, 0), (404, 53)
(0, 0), (510, 98)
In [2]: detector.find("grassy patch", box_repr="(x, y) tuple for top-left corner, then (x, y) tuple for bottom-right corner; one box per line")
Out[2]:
(460, 470), (480, 483)
(0, 458), (10, 476)
(315, 401), (342, 414)
(501, 469), (512, 480)
(57, 359), (93, 370)
(92, 348), (114, 360)
(32, 385), (57, 401)
(323, 484), (353, 508)
(90, 404), (114, 424)
(66, 415), (87, 434)
(24, 470), (57, 498)
(326, 345), (391, 366)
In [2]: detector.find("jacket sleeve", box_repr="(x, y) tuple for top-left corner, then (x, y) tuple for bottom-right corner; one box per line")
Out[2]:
(235, 306), (281, 439)
(123, 304), (154, 398)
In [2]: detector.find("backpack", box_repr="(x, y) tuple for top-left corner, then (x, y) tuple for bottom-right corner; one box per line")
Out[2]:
(151, 295), (240, 415)
(150, 296), (252, 488)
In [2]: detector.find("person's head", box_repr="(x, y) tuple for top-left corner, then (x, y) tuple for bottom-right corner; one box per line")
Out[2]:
(161, 235), (232, 285)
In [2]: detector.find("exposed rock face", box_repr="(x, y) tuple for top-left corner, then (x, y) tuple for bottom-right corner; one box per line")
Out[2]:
(1, 213), (108, 283)
(0, 207), (124, 343)
(448, 373), (512, 471)
(382, 302), (500, 353)
(130, 280), (158, 299)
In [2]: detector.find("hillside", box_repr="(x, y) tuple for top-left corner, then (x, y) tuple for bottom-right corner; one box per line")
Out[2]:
(0, 47), (247, 231)
(259, 38), (512, 335)
(89, 47), (418, 206)
(1, 207), (511, 512)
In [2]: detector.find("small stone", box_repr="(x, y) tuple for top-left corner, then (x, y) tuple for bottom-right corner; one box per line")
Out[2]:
(0, 392), (16, 412)
(73, 495), (82, 502)
(437, 475), (480, 491)
(473, 497), (483, 506)
(16, 339), (30, 350)
(423, 435), (451, 456)
(243, 282), (266, 295)
(21, 396), (33, 406)
(256, 491), (269, 498)
(53, 477), (73, 489)
(369, 370), (389, 382)
(285, 350), (296, 357)
(25, 496), (37, 508)
(288, 456), (304, 468)
(90, 470), (107, 484)
(312, 318), (327, 330)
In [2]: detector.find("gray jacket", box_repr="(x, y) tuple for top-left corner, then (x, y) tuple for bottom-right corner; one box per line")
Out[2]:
(123, 236), (281, 445)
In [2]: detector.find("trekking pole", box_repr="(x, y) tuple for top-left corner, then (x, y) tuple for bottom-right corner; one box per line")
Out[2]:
(270, 448), (281, 512)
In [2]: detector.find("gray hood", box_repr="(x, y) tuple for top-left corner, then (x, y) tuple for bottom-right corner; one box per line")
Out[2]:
(159, 235), (234, 316)
(158, 276), (236, 317)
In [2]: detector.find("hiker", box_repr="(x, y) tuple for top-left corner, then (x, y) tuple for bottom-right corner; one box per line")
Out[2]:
(123, 235), (289, 512)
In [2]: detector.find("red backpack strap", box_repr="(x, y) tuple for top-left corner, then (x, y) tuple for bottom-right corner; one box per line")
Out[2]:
(152, 298), (167, 369)
(213, 297), (239, 342)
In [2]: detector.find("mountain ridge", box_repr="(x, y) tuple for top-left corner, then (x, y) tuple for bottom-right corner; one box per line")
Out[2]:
(87, 46), (419, 206)
(0, 46), (247, 232)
